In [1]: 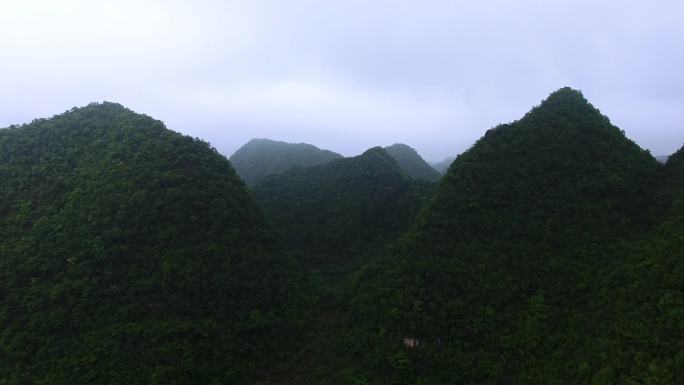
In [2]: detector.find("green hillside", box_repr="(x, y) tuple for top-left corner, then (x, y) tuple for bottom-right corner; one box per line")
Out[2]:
(229, 138), (343, 186)
(0, 103), (307, 384)
(254, 147), (435, 257)
(384, 143), (441, 181)
(344, 88), (672, 384)
(1, 91), (681, 385)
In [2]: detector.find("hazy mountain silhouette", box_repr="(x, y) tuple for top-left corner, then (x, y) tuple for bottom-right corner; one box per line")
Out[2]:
(384, 143), (442, 181)
(254, 147), (435, 256)
(229, 138), (342, 186)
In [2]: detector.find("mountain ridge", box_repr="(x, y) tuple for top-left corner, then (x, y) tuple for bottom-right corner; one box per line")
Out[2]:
(254, 146), (435, 256)
(229, 138), (343, 186)
(384, 143), (442, 181)
(344, 87), (670, 384)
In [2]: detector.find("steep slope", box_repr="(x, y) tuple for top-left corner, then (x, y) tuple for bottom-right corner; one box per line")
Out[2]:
(585, 144), (684, 385)
(254, 147), (435, 256)
(664, 145), (684, 190)
(384, 143), (441, 181)
(229, 138), (343, 186)
(345, 88), (665, 384)
(430, 155), (456, 174)
(0, 103), (306, 384)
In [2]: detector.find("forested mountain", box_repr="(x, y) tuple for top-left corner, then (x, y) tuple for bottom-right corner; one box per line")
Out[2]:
(229, 138), (343, 186)
(343, 88), (678, 384)
(384, 143), (441, 181)
(1, 92), (681, 385)
(0, 103), (307, 384)
(253, 147), (435, 256)
(430, 155), (456, 174)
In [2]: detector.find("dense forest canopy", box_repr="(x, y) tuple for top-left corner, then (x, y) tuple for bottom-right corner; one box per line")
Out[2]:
(229, 138), (343, 186)
(0, 89), (682, 385)
(342, 88), (682, 384)
(383, 143), (442, 181)
(0, 103), (308, 384)
(253, 147), (435, 257)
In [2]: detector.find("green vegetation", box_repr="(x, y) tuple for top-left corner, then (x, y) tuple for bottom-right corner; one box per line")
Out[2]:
(250, 146), (438, 383)
(254, 147), (435, 257)
(341, 88), (682, 384)
(384, 143), (442, 181)
(0, 103), (308, 384)
(1, 89), (682, 384)
(229, 138), (343, 186)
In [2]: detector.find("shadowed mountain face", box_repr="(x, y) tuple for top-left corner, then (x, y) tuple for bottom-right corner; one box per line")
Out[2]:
(384, 143), (442, 181)
(229, 138), (343, 186)
(0, 103), (306, 384)
(254, 147), (435, 256)
(345, 88), (676, 384)
(663, 145), (684, 222)
(666, 145), (684, 177)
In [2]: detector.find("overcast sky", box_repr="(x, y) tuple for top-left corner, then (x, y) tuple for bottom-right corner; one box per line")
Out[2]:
(1, 0), (682, 161)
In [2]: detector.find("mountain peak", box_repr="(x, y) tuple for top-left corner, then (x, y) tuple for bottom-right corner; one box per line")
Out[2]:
(383, 143), (441, 181)
(546, 86), (585, 100)
(66, 101), (136, 117)
(229, 138), (342, 185)
(385, 143), (413, 151)
(533, 87), (590, 111)
(520, 87), (607, 125)
(358, 146), (403, 173)
(347, 89), (665, 384)
(361, 146), (389, 157)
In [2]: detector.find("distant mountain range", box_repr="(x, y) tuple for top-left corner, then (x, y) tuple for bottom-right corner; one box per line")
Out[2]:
(0, 103), (308, 383)
(384, 143), (442, 181)
(430, 155), (457, 174)
(229, 138), (343, 186)
(231, 138), (443, 186)
(254, 147), (435, 256)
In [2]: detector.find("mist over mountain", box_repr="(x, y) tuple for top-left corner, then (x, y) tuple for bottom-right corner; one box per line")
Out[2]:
(384, 143), (441, 181)
(229, 138), (343, 186)
(656, 155), (670, 163)
(0, 103), (307, 384)
(430, 155), (457, 174)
